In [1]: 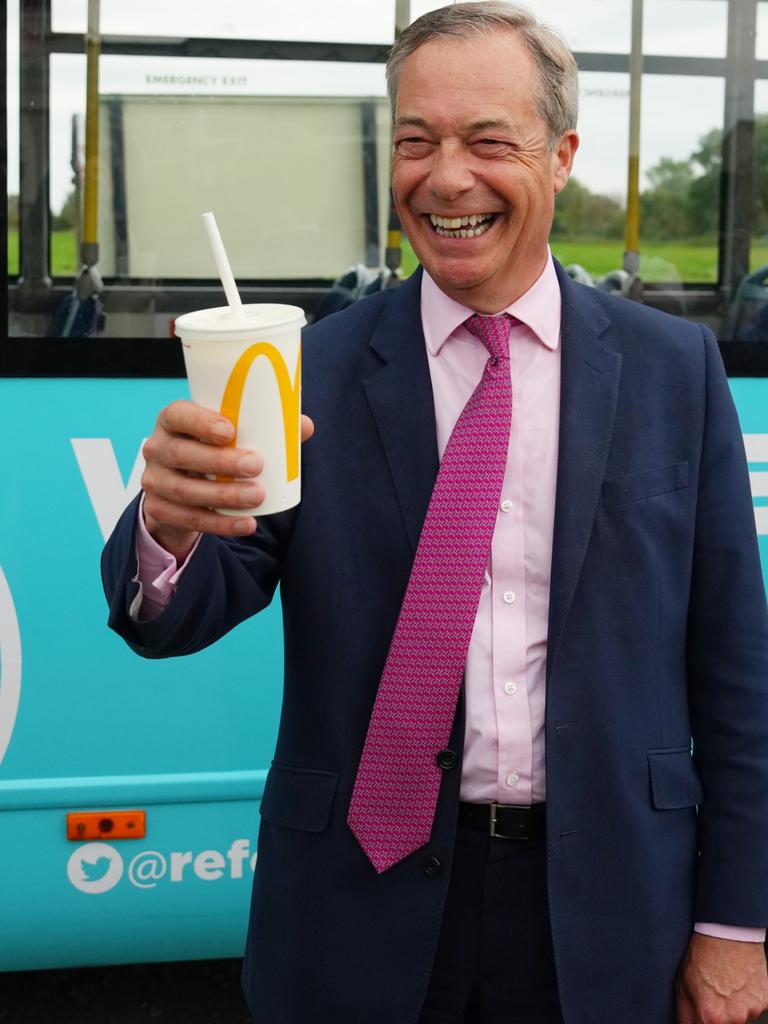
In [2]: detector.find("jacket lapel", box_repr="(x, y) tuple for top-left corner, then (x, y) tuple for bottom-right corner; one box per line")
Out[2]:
(547, 265), (623, 678)
(363, 269), (440, 554)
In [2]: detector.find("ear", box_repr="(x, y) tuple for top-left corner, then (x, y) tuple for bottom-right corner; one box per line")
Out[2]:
(552, 130), (579, 194)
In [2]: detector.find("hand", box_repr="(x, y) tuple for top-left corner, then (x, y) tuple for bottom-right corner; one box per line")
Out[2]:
(141, 400), (315, 561)
(676, 933), (768, 1024)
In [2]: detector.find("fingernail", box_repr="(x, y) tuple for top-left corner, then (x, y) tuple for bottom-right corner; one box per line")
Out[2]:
(238, 453), (262, 475)
(233, 517), (256, 534)
(241, 485), (263, 504)
(212, 420), (234, 440)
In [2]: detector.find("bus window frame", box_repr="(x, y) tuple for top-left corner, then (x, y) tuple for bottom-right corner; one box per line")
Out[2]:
(4, 0), (768, 378)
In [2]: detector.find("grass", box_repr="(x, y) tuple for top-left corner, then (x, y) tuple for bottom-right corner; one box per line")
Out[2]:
(7, 229), (79, 276)
(7, 229), (768, 285)
(402, 236), (768, 285)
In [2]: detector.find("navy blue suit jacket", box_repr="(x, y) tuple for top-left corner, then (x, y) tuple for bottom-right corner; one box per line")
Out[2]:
(103, 264), (768, 1024)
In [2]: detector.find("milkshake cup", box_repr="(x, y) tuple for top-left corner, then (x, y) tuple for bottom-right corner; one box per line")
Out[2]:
(174, 303), (305, 517)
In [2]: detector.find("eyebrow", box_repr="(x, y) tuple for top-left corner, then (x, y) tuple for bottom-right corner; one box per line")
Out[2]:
(393, 116), (517, 133)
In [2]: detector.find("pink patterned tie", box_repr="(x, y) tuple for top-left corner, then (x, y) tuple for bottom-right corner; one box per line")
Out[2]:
(347, 313), (514, 872)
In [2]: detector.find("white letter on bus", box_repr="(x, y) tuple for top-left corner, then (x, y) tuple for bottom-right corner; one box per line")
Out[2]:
(170, 851), (193, 882)
(194, 850), (225, 880)
(71, 438), (147, 541)
(227, 839), (250, 879)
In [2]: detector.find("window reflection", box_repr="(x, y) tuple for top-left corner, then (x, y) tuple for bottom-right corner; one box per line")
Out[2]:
(551, 73), (629, 280)
(49, 55), (390, 283)
(6, 0), (20, 277)
(51, 0), (396, 44)
(639, 75), (725, 284)
(757, 2), (768, 61)
(728, 79), (768, 343)
(410, 0), (632, 53)
(6, 0), (768, 351)
(644, 0), (727, 59)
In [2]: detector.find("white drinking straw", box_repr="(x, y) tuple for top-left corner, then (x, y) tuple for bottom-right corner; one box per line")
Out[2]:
(201, 211), (245, 319)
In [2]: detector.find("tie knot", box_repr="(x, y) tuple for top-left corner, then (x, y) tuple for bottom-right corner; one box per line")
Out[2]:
(464, 313), (514, 360)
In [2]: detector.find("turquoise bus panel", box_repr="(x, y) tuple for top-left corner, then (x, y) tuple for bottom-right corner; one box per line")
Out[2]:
(0, 379), (283, 970)
(0, 375), (766, 970)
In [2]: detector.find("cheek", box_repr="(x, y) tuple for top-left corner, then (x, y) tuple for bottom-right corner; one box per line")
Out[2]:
(391, 164), (417, 207)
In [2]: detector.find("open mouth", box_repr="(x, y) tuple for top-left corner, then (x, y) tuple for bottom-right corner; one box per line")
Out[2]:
(428, 213), (497, 238)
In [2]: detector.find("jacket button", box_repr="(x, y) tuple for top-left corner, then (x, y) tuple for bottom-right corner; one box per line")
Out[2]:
(423, 856), (442, 877)
(436, 749), (458, 770)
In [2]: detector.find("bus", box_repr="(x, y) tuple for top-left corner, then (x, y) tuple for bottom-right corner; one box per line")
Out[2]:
(2, 0), (768, 973)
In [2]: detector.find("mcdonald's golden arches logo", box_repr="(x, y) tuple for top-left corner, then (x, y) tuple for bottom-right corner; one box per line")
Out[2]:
(218, 341), (301, 482)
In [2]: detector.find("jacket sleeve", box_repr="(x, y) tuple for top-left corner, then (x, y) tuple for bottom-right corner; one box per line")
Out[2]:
(688, 326), (768, 925)
(101, 493), (293, 659)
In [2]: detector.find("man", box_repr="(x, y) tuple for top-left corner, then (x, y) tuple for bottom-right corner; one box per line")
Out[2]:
(102, 4), (768, 1022)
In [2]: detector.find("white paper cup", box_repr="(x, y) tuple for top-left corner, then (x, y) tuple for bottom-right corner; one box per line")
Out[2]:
(175, 303), (305, 517)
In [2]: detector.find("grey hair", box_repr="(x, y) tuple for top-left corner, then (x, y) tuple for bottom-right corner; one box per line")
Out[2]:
(386, 1), (579, 148)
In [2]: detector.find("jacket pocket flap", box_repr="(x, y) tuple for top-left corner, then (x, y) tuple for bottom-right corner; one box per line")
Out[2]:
(603, 462), (689, 507)
(260, 763), (339, 832)
(648, 749), (703, 809)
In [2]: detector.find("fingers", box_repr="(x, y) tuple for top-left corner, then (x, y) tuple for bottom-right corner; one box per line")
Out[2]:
(159, 400), (235, 446)
(144, 494), (258, 541)
(141, 402), (315, 544)
(144, 433), (263, 479)
(142, 460), (265, 513)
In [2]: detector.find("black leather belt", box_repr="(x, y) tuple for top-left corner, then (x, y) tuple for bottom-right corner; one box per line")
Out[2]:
(458, 802), (546, 840)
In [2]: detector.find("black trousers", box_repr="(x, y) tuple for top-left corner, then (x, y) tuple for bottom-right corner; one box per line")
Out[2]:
(418, 823), (564, 1024)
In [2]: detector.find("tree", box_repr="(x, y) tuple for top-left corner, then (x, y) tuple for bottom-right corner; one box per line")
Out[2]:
(640, 158), (696, 239)
(51, 187), (78, 231)
(552, 177), (624, 239)
(639, 117), (768, 241)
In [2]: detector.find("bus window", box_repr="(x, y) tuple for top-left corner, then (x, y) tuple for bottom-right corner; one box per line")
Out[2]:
(47, 54), (391, 286)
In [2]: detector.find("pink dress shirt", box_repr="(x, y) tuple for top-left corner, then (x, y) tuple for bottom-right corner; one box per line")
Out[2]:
(421, 257), (560, 807)
(132, 252), (762, 941)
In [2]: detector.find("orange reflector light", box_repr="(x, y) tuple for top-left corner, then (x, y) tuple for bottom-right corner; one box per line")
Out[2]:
(67, 810), (146, 841)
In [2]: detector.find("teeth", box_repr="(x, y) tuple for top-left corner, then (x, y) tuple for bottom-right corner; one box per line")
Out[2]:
(430, 213), (495, 238)
(429, 213), (494, 229)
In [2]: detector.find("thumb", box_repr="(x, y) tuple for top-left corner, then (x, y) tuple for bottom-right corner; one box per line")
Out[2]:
(300, 414), (315, 442)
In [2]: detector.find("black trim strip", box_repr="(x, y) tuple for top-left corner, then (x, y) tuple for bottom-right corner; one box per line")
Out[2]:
(47, 34), (392, 64)
(361, 100), (380, 268)
(2, 338), (766, 380)
(42, 34), (768, 80)
(106, 98), (129, 275)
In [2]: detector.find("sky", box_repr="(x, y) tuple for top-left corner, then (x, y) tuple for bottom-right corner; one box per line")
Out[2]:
(6, 0), (768, 212)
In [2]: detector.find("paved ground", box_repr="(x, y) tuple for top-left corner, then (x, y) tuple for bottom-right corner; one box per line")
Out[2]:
(0, 961), (252, 1024)
(4, 960), (768, 1023)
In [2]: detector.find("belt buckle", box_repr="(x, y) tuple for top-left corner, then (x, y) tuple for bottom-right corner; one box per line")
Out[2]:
(489, 803), (531, 840)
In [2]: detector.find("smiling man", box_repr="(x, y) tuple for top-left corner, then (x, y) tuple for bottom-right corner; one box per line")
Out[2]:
(390, 25), (577, 312)
(103, 4), (768, 1024)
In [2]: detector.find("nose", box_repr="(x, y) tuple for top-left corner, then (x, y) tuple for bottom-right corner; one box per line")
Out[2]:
(427, 141), (474, 202)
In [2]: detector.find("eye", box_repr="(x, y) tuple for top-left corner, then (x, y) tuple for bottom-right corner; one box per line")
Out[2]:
(395, 137), (434, 157)
(473, 139), (512, 156)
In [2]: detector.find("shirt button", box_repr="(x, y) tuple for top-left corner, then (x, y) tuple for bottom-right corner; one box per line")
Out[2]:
(503, 591), (516, 604)
(500, 499), (514, 513)
(504, 681), (518, 695)
(506, 772), (520, 788)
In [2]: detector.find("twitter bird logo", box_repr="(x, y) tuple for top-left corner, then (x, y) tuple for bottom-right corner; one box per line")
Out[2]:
(80, 856), (112, 882)
(67, 843), (124, 894)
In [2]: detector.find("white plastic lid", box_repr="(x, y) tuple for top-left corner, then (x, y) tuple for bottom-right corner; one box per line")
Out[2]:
(175, 303), (305, 339)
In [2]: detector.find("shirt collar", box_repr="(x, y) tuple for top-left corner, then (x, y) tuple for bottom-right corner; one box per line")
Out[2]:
(421, 248), (561, 357)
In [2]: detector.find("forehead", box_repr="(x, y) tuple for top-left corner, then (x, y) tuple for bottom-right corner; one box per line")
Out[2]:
(395, 30), (541, 128)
